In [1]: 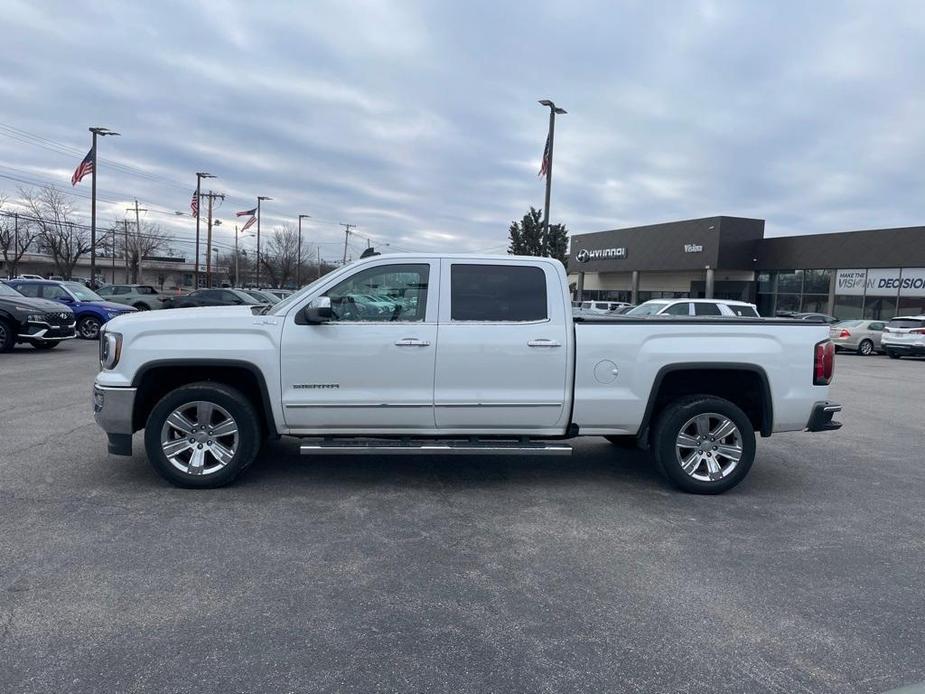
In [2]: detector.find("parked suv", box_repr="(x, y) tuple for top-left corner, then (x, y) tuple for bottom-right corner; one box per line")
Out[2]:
(881, 316), (925, 359)
(626, 299), (760, 317)
(163, 288), (269, 309)
(7, 279), (136, 340)
(830, 320), (885, 355)
(0, 281), (76, 351)
(96, 284), (169, 311)
(578, 300), (632, 314)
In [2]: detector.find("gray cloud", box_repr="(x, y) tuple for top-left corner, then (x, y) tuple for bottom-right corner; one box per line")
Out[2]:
(1, 0), (924, 263)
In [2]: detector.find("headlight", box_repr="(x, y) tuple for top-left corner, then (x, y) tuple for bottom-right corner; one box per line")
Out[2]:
(25, 313), (45, 323)
(99, 331), (123, 370)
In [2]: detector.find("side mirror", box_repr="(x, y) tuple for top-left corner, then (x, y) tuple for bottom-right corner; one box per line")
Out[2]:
(303, 296), (332, 324)
(58, 295), (74, 304)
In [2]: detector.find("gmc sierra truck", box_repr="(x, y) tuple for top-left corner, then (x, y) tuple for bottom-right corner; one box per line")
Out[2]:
(92, 254), (841, 494)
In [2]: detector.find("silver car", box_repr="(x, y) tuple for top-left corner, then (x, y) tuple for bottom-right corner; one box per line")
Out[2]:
(829, 319), (886, 356)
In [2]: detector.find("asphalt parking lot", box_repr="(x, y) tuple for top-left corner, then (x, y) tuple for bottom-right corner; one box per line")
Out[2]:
(1, 340), (923, 694)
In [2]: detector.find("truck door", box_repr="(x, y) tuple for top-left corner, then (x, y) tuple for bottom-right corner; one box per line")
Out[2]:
(433, 259), (571, 432)
(279, 260), (438, 432)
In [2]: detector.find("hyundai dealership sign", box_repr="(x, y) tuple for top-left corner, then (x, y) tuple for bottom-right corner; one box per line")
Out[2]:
(575, 247), (627, 263)
(835, 268), (925, 296)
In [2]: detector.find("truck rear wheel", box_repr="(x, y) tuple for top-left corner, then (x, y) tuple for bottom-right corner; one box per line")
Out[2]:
(651, 395), (756, 494)
(143, 382), (262, 488)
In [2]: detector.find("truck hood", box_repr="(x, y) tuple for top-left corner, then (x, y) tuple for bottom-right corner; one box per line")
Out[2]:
(104, 304), (262, 333)
(0, 296), (71, 313)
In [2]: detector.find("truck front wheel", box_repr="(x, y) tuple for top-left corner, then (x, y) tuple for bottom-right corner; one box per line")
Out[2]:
(143, 382), (262, 488)
(651, 396), (756, 494)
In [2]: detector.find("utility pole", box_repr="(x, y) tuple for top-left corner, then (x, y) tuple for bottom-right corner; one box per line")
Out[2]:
(125, 200), (147, 283)
(194, 172), (215, 288)
(199, 191), (224, 287)
(537, 100), (566, 256)
(122, 220), (130, 283)
(234, 224), (240, 287)
(255, 196), (272, 288)
(297, 214), (310, 287)
(341, 223), (355, 264)
(88, 127), (120, 287)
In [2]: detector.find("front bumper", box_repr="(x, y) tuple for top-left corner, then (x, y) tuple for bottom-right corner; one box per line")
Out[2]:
(93, 384), (137, 455)
(806, 401), (843, 432)
(17, 320), (77, 342)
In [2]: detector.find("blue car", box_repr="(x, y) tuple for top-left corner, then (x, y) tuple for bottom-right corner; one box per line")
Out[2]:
(7, 279), (136, 340)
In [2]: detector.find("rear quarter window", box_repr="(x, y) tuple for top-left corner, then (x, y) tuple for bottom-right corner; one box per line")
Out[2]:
(451, 264), (547, 321)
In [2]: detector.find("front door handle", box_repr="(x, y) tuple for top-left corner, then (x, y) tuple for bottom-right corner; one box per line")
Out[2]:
(395, 338), (431, 347)
(528, 338), (562, 347)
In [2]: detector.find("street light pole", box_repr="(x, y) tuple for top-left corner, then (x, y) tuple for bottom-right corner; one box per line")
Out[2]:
(194, 172), (215, 288)
(537, 100), (566, 256)
(88, 127), (120, 286)
(297, 214), (310, 287)
(256, 196), (271, 288)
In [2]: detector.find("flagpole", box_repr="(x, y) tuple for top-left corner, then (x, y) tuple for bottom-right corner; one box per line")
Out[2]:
(86, 127), (119, 286)
(90, 129), (98, 284)
(538, 100), (566, 257)
(256, 196), (271, 288)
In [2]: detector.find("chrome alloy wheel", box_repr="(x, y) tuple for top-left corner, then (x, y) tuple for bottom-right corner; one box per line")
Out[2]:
(675, 413), (743, 482)
(160, 401), (239, 476)
(79, 317), (101, 339)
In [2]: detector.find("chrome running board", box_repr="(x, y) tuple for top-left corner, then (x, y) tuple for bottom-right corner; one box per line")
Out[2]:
(299, 438), (572, 456)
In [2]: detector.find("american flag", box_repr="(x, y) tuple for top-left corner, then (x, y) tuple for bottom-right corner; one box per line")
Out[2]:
(190, 190), (199, 217)
(240, 215), (257, 232)
(537, 134), (550, 177)
(236, 207), (257, 217)
(71, 147), (94, 186)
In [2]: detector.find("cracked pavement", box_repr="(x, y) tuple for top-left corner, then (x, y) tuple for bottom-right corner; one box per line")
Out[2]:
(1, 339), (924, 693)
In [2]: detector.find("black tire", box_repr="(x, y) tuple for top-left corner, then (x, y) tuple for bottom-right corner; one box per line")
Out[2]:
(32, 341), (60, 350)
(143, 382), (262, 488)
(888, 351), (901, 360)
(857, 339), (874, 356)
(651, 395), (756, 494)
(77, 315), (102, 340)
(133, 303), (149, 311)
(0, 319), (15, 353)
(604, 435), (638, 448)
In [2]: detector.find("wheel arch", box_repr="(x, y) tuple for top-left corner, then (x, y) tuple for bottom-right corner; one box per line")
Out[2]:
(131, 359), (277, 437)
(639, 363), (773, 443)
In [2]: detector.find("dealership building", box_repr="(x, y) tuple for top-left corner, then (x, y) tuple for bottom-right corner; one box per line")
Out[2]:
(569, 216), (925, 319)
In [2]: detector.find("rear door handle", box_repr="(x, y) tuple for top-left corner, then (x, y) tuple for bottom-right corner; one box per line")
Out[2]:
(395, 338), (431, 347)
(527, 338), (561, 347)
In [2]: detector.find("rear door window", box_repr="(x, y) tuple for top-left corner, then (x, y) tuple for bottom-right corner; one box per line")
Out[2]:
(727, 305), (758, 317)
(14, 283), (40, 298)
(664, 302), (691, 316)
(694, 303), (723, 316)
(451, 264), (547, 321)
(41, 285), (69, 300)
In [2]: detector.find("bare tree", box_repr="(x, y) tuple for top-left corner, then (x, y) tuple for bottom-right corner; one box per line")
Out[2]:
(0, 195), (37, 278)
(120, 220), (167, 283)
(18, 186), (107, 280)
(259, 225), (305, 288)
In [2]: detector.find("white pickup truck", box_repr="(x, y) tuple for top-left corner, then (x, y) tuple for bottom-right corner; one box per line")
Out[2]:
(92, 254), (841, 493)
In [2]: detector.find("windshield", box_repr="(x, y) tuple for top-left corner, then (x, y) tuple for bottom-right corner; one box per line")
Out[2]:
(0, 283), (23, 297)
(64, 282), (103, 301)
(626, 301), (669, 316)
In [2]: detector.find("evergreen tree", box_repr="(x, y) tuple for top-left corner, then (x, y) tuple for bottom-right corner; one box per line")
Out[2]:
(507, 206), (568, 264)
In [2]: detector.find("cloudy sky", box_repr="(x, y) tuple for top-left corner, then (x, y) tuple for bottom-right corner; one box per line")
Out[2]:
(1, 0), (924, 262)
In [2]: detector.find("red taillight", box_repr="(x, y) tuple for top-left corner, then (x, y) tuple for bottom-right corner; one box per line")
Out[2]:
(814, 340), (835, 386)
(911, 328), (925, 335)
(838, 329), (850, 338)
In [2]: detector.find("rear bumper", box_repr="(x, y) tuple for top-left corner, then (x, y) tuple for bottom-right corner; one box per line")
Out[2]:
(882, 343), (925, 356)
(806, 401), (842, 432)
